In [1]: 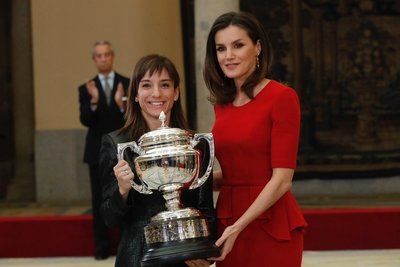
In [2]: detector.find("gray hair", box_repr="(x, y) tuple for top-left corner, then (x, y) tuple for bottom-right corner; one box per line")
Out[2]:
(91, 40), (114, 57)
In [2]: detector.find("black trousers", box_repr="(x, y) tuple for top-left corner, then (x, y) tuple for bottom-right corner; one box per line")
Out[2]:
(89, 164), (110, 253)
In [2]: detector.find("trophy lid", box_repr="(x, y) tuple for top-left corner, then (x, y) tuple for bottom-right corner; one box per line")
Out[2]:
(138, 111), (190, 147)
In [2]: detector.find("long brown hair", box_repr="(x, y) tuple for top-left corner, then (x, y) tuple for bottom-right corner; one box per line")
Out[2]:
(203, 12), (273, 104)
(121, 54), (189, 141)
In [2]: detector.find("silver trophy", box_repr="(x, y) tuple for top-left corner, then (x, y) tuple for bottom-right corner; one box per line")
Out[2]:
(117, 111), (220, 266)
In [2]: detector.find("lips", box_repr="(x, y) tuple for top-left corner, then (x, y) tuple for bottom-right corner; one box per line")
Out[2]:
(148, 101), (165, 107)
(225, 63), (239, 71)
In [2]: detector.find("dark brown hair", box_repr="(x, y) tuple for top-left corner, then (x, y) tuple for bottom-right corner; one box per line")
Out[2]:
(203, 12), (273, 104)
(121, 54), (189, 141)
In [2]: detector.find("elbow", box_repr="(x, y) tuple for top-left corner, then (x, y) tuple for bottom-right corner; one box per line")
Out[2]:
(281, 180), (292, 193)
(80, 117), (92, 128)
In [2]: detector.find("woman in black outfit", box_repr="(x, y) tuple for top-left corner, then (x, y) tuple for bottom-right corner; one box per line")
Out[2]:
(99, 54), (215, 267)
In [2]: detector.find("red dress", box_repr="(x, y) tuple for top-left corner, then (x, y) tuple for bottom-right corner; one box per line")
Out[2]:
(212, 80), (307, 267)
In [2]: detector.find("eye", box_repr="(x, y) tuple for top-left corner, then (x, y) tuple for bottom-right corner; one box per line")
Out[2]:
(140, 83), (151, 88)
(216, 46), (225, 52)
(161, 82), (172, 88)
(233, 42), (244, 49)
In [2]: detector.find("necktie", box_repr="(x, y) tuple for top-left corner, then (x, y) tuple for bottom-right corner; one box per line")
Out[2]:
(104, 75), (112, 105)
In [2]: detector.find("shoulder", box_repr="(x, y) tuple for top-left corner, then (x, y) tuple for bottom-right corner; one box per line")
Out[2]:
(115, 72), (130, 82)
(269, 80), (298, 97)
(213, 103), (229, 116)
(268, 80), (299, 104)
(104, 129), (130, 144)
(78, 83), (86, 91)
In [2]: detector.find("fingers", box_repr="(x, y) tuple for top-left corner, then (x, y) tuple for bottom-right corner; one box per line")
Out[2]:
(114, 161), (134, 196)
(113, 160), (134, 180)
(215, 235), (225, 247)
(114, 159), (128, 169)
(86, 80), (95, 87)
(208, 243), (228, 261)
(208, 226), (239, 262)
(85, 80), (96, 91)
(185, 259), (210, 267)
(215, 226), (231, 246)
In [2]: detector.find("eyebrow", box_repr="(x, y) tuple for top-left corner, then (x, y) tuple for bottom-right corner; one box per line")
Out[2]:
(139, 78), (173, 83)
(216, 38), (245, 46)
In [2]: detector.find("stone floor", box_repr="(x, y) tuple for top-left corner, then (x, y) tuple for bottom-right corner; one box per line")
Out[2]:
(0, 249), (399, 267)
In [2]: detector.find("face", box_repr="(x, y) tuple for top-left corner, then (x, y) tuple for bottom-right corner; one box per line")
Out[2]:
(136, 68), (179, 123)
(215, 25), (260, 84)
(92, 44), (114, 74)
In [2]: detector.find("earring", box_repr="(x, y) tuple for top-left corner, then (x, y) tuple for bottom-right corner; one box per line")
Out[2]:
(256, 54), (260, 69)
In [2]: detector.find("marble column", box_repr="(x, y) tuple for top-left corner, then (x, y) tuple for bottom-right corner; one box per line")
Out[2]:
(194, 0), (239, 132)
(7, 0), (35, 200)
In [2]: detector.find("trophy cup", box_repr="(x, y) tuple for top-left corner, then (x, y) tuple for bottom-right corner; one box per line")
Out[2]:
(117, 111), (220, 266)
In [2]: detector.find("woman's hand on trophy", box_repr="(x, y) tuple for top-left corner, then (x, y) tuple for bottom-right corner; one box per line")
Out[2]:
(208, 224), (241, 261)
(113, 160), (134, 200)
(185, 259), (211, 267)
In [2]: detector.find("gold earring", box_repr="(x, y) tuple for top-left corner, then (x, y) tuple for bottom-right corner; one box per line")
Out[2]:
(256, 55), (260, 69)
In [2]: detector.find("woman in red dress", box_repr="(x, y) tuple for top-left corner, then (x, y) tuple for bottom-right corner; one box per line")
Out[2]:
(204, 12), (307, 266)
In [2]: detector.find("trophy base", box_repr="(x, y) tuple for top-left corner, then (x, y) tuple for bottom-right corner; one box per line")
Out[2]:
(141, 237), (220, 266)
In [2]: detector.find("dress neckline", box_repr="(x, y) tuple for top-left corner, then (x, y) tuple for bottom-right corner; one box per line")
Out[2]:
(230, 79), (273, 108)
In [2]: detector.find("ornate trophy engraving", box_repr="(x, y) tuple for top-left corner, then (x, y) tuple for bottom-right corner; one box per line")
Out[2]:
(117, 112), (220, 266)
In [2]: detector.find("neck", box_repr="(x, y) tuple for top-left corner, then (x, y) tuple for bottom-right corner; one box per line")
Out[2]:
(234, 78), (245, 93)
(233, 66), (257, 91)
(232, 78), (270, 106)
(147, 116), (171, 131)
(99, 70), (112, 76)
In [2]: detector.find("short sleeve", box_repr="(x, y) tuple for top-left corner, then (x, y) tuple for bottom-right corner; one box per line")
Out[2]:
(270, 88), (301, 169)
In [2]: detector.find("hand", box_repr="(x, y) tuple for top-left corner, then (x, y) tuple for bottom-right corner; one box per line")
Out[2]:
(185, 259), (211, 267)
(114, 82), (125, 109)
(86, 80), (99, 103)
(208, 224), (241, 262)
(113, 160), (134, 199)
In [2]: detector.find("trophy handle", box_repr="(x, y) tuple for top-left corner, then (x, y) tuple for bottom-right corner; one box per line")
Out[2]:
(117, 141), (152, 194)
(189, 133), (215, 190)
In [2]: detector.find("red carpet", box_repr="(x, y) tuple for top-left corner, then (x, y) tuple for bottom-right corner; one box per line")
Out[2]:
(303, 207), (400, 250)
(0, 207), (399, 258)
(0, 215), (119, 258)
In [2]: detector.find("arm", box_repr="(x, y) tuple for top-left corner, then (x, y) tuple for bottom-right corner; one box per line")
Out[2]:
(114, 82), (126, 112)
(212, 170), (223, 191)
(195, 171), (217, 239)
(182, 140), (217, 239)
(232, 168), (293, 229)
(99, 134), (135, 227)
(209, 169), (293, 261)
(210, 88), (301, 261)
(78, 82), (98, 127)
(185, 141), (216, 266)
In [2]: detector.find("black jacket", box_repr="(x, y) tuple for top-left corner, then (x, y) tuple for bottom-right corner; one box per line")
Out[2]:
(78, 72), (130, 164)
(99, 130), (216, 267)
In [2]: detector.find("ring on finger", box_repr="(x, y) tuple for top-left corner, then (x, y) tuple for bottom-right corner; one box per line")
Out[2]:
(123, 169), (129, 175)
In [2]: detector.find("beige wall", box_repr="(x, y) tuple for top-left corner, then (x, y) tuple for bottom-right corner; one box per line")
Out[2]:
(31, 0), (185, 131)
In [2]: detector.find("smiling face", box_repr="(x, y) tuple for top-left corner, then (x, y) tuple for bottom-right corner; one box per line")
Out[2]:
(136, 68), (179, 125)
(215, 25), (260, 88)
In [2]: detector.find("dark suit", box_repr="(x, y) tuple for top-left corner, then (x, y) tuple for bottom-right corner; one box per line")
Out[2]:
(78, 72), (130, 255)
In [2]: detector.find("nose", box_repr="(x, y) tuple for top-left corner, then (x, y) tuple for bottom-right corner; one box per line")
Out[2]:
(226, 47), (234, 60)
(152, 86), (161, 97)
